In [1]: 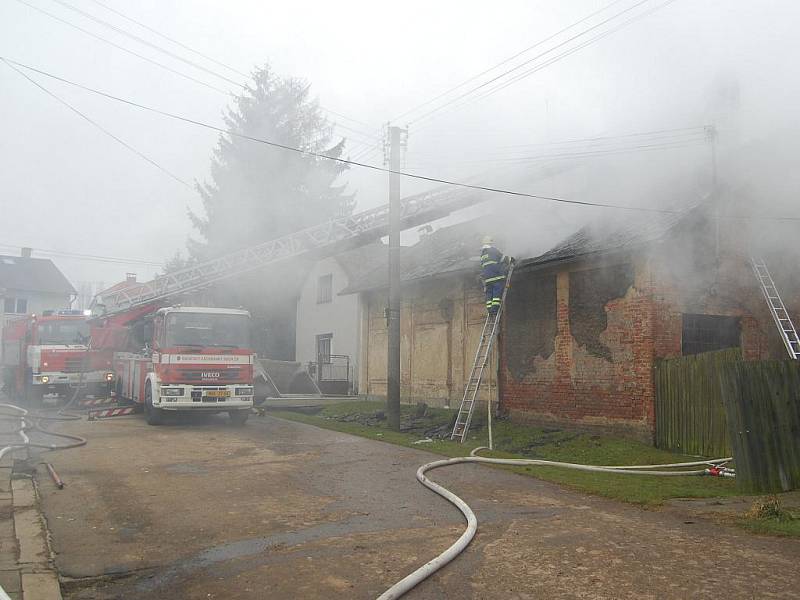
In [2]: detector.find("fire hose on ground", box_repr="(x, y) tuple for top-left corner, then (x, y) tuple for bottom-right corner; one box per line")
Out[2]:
(377, 447), (735, 600)
(0, 401), (87, 598)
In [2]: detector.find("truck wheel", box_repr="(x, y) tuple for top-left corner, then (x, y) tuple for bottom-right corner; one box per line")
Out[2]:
(228, 410), (249, 427)
(144, 384), (163, 426)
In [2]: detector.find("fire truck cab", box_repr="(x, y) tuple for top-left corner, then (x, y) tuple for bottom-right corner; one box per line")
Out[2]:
(1, 310), (114, 403)
(112, 306), (255, 425)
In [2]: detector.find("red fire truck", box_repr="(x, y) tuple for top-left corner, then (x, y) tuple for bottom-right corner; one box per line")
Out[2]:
(1, 310), (115, 403)
(98, 305), (254, 425)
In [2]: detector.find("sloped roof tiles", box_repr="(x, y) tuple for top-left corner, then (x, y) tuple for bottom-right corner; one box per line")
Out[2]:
(0, 255), (75, 295)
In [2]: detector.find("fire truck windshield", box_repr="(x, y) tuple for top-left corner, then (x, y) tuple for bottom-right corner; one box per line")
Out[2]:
(38, 320), (91, 345)
(165, 312), (250, 349)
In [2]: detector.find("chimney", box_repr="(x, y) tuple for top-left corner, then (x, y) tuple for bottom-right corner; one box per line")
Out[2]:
(125, 273), (137, 283)
(21, 247), (32, 258)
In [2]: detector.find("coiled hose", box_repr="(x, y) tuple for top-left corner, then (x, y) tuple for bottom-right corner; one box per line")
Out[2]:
(377, 447), (734, 599)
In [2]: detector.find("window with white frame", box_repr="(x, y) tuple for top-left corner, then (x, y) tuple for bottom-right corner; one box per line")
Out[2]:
(2, 297), (27, 314)
(316, 333), (332, 363)
(317, 273), (333, 304)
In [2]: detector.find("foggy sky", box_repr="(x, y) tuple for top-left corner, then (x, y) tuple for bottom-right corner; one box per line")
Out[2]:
(1, 0), (799, 290)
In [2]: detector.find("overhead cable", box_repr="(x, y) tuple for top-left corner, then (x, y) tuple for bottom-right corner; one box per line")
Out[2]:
(48, 0), (245, 88)
(469, 0), (681, 106)
(0, 244), (164, 267)
(86, 0), (376, 134)
(1, 58), (196, 193)
(18, 0), (377, 143)
(390, 0), (629, 123)
(14, 0), (232, 95)
(5, 58), (800, 222)
(87, 0), (248, 78)
(408, 0), (660, 126)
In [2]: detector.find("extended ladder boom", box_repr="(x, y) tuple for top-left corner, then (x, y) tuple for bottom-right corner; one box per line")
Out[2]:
(751, 258), (799, 359)
(97, 186), (485, 315)
(451, 262), (515, 442)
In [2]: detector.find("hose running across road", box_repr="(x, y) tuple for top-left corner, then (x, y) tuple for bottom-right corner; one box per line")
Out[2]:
(377, 447), (734, 599)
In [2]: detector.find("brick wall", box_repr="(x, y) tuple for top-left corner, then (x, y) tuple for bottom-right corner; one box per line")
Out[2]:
(498, 238), (791, 442)
(500, 257), (656, 441)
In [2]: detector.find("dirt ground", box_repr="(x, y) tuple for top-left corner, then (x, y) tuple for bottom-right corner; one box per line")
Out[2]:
(32, 413), (800, 599)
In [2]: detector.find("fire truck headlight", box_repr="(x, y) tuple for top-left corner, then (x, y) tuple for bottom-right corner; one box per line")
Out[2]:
(43, 361), (48, 367)
(162, 387), (184, 397)
(41, 376), (50, 384)
(105, 372), (114, 382)
(235, 387), (254, 397)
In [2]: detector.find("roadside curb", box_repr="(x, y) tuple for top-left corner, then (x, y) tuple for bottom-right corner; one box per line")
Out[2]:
(3, 458), (63, 600)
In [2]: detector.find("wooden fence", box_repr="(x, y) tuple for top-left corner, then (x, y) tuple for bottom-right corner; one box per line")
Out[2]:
(720, 359), (800, 493)
(654, 348), (741, 457)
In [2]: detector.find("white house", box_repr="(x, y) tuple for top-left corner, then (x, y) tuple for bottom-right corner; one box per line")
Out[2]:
(295, 242), (385, 394)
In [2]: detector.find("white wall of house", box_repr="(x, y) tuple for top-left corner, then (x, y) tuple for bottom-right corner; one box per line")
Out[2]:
(295, 256), (362, 391)
(1, 289), (72, 360)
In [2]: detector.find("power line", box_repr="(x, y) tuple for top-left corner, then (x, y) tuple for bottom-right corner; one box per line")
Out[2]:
(5, 58), (800, 222)
(1, 58), (196, 192)
(407, 0), (658, 126)
(407, 138), (706, 172)
(48, 0), (245, 88)
(320, 106), (376, 130)
(14, 0), (231, 95)
(0, 244), (164, 267)
(87, 0), (248, 78)
(490, 126), (706, 150)
(16, 0), (377, 143)
(469, 0), (680, 108)
(86, 0), (378, 137)
(0, 57), (675, 215)
(390, 0), (628, 124)
(408, 127), (706, 161)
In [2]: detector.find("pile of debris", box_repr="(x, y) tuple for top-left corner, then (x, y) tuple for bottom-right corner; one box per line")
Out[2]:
(321, 402), (456, 439)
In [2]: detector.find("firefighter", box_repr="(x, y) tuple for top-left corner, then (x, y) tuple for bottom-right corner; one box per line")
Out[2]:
(480, 236), (511, 315)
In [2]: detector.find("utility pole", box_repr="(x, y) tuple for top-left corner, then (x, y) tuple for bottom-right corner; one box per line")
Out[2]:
(706, 124), (719, 260)
(386, 125), (407, 431)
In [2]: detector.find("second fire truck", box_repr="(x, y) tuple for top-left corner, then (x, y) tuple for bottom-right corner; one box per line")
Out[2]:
(1, 310), (115, 403)
(96, 305), (254, 425)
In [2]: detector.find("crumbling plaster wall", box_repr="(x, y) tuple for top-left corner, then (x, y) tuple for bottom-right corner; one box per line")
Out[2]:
(359, 274), (495, 407)
(500, 255), (655, 441)
(498, 230), (794, 442)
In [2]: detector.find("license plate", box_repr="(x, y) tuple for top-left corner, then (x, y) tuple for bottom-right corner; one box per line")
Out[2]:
(205, 390), (230, 398)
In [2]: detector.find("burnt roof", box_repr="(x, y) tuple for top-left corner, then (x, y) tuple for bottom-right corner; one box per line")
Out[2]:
(333, 241), (387, 281)
(340, 218), (497, 294)
(0, 255), (75, 295)
(520, 208), (691, 269)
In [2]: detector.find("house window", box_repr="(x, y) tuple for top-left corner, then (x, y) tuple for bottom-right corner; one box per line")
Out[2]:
(2, 298), (27, 314)
(681, 314), (741, 356)
(317, 274), (333, 304)
(316, 333), (332, 363)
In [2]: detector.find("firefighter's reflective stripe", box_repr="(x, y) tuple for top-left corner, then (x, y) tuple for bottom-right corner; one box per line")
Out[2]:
(485, 275), (505, 283)
(480, 245), (506, 281)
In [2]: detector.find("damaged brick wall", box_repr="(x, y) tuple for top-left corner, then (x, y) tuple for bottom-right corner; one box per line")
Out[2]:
(499, 237), (792, 443)
(504, 272), (557, 381)
(569, 264), (635, 361)
(500, 259), (656, 442)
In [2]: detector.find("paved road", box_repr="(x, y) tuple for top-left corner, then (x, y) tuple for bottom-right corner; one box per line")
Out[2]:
(34, 413), (800, 599)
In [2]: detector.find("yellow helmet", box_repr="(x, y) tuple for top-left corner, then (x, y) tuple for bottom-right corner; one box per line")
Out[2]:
(482, 235), (494, 246)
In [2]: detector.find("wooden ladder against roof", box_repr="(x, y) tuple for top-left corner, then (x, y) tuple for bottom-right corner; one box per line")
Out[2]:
(750, 258), (799, 359)
(451, 262), (515, 443)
